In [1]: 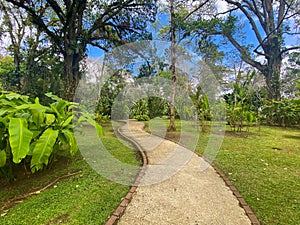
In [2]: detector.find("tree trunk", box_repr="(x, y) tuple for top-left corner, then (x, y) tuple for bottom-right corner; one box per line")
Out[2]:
(263, 35), (282, 100)
(13, 48), (22, 90)
(63, 25), (83, 102)
(168, 0), (176, 131)
(264, 59), (281, 100)
(64, 52), (81, 102)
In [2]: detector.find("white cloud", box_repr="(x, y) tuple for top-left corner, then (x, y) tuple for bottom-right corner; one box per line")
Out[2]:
(215, 0), (229, 16)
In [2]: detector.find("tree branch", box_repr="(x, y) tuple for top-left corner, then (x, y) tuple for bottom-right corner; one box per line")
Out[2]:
(225, 0), (264, 44)
(253, 0), (292, 56)
(45, 0), (65, 24)
(226, 33), (265, 72)
(88, 0), (133, 35)
(248, 0), (267, 31)
(281, 45), (300, 55)
(87, 41), (109, 52)
(183, 0), (210, 21)
(214, 7), (238, 16)
(6, 0), (61, 48)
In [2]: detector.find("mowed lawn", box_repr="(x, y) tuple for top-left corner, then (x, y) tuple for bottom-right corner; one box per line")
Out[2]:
(209, 126), (300, 225)
(145, 119), (300, 225)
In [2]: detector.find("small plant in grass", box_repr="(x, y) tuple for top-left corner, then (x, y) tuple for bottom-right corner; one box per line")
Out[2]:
(95, 113), (110, 124)
(0, 91), (102, 180)
(225, 71), (259, 132)
(134, 114), (150, 121)
(190, 86), (212, 132)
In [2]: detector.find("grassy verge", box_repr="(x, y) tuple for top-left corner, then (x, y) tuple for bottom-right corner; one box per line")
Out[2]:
(0, 122), (140, 225)
(212, 126), (300, 225)
(145, 119), (300, 225)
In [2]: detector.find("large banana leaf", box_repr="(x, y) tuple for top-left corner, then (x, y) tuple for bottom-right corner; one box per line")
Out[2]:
(31, 108), (45, 128)
(0, 150), (6, 167)
(31, 128), (58, 172)
(9, 118), (33, 164)
(31, 98), (46, 128)
(62, 130), (78, 156)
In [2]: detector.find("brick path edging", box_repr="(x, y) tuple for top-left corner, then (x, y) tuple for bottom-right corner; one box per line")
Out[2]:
(157, 132), (261, 225)
(197, 153), (261, 225)
(105, 123), (148, 225)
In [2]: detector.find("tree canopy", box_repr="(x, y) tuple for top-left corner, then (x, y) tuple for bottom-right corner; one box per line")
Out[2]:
(5, 0), (158, 100)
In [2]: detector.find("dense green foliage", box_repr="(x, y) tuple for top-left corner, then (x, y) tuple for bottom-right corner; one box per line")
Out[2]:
(224, 71), (260, 131)
(0, 92), (101, 180)
(261, 98), (300, 126)
(0, 1), (299, 223)
(134, 114), (150, 121)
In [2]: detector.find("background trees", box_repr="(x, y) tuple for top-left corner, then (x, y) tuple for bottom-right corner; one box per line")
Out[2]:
(0, 0), (299, 128)
(5, 0), (158, 100)
(195, 0), (300, 100)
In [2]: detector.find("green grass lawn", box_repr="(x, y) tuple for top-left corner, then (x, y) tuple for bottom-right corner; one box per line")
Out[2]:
(145, 119), (300, 225)
(0, 122), (140, 225)
(211, 126), (300, 225)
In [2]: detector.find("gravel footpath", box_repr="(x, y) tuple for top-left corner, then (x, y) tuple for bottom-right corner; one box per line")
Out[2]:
(117, 120), (252, 225)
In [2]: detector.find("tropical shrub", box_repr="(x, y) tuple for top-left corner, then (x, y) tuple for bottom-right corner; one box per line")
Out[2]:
(0, 91), (102, 180)
(261, 99), (300, 126)
(95, 113), (110, 124)
(130, 99), (149, 118)
(148, 97), (169, 119)
(190, 86), (212, 132)
(224, 71), (259, 132)
(134, 114), (150, 121)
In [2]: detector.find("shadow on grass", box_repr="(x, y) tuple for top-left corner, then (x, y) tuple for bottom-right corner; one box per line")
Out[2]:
(283, 135), (300, 140)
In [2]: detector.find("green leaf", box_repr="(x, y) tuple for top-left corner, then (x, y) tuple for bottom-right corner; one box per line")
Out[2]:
(45, 92), (62, 102)
(9, 118), (33, 164)
(45, 114), (56, 125)
(56, 101), (69, 114)
(0, 108), (9, 117)
(80, 114), (103, 137)
(31, 108), (45, 128)
(15, 104), (31, 110)
(61, 115), (73, 128)
(62, 130), (78, 156)
(31, 128), (58, 172)
(0, 150), (6, 167)
(58, 133), (68, 145)
(0, 99), (16, 107)
(6, 93), (21, 100)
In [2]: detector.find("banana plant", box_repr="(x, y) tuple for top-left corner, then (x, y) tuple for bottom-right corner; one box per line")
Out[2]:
(226, 71), (257, 132)
(0, 91), (102, 179)
(191, 86), (211, 132)
(261, 99), (300, 126)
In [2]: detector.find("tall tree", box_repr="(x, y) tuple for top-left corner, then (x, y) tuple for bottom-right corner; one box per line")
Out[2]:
(0, 2), (29, 90)
(6, 0), (157, 101)
(213, 0), (299, 100)
(169, 0), (176, 131)
(158, 0), (211, 131)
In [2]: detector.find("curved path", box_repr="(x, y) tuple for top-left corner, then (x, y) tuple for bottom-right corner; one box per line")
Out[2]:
(112, 120), (256, 225)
